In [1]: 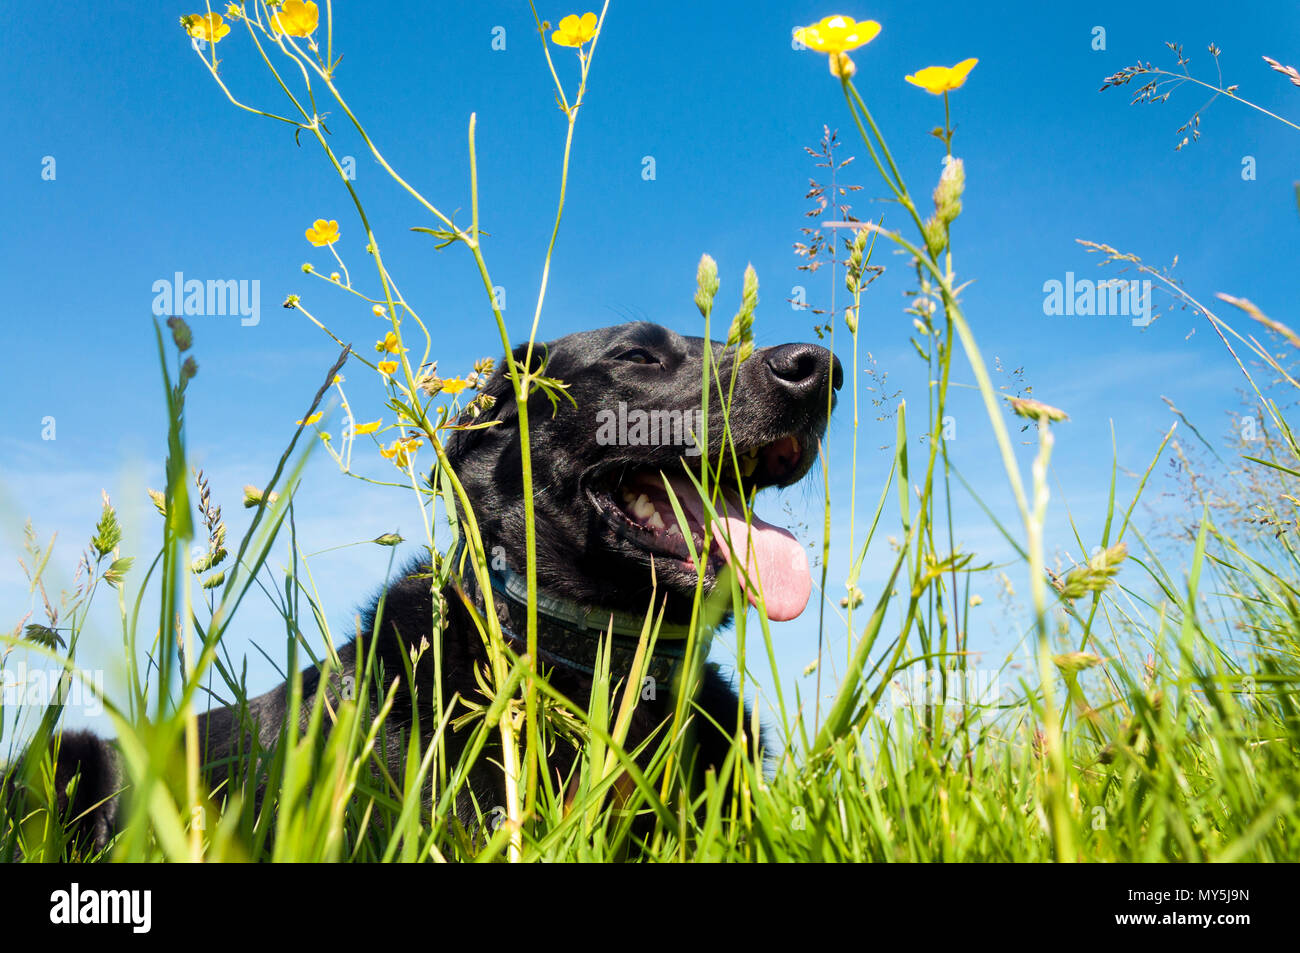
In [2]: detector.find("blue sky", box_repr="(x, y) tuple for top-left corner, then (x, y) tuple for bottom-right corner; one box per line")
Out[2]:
(2, 1), (1297, 741)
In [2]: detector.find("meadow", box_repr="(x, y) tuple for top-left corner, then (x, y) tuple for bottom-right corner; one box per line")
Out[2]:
(2, 4), (1297, 864)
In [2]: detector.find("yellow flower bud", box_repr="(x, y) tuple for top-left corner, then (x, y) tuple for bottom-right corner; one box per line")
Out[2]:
(829, 52), (856, 79)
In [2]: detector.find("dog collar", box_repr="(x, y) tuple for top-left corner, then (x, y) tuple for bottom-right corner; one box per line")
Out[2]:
(447, 539), (712, 688)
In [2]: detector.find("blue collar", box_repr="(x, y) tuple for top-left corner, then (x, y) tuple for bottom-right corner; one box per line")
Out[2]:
(447, 539), (713, 688)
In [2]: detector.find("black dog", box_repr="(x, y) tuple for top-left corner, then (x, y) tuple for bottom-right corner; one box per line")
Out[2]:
(28, 321), (841, 849)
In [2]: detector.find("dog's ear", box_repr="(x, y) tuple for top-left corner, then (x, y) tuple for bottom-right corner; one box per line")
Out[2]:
(444, 342), (547, 464)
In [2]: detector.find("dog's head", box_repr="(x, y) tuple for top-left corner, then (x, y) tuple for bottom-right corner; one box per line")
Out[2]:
(445, 321), (842, 625)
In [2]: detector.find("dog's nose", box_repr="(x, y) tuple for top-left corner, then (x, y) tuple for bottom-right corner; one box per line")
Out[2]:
(764, 343), (843, 398)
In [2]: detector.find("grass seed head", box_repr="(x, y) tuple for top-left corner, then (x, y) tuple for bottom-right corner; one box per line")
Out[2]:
(695, 253), (720, 318)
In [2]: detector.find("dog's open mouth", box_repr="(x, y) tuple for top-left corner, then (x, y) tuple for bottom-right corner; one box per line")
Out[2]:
(590, 434), (813, 622)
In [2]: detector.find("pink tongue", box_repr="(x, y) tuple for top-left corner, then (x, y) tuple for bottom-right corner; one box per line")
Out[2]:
(665, 476), (812, 621)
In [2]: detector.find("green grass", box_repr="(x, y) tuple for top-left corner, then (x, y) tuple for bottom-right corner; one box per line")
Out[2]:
(2, 4), (1298, 862)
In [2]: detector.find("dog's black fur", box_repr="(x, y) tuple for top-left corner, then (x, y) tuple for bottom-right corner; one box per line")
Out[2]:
(18, 321), (841, 851)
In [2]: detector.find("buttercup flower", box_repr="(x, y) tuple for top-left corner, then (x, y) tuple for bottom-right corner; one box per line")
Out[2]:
(352, 419), (382, 436)
(296, 411), (323, 426)
(380, 437), (422, 468)
(794, 16), (879, 78)
(183, 12), (231, 43)
(440, 377), (470, 396)
(794, 16), (880, 53)
(377, 360), (399, 376)
(551, 12), (597, 48)
(378, 332), (408, 355)
(905, 58), (979, 95)
(272, 0), (319, 37)
(305, 219), (340, 246)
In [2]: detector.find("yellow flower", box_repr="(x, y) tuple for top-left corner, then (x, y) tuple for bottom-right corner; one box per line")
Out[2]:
(353, 419), (382, 436)
(305, 219), (340, 246)
(380, 437), (422, 468)
(905, 58), (979, 95)
(272, 0), (319, 37)
(183, 12), (231, 43)
(440, 377), (470, 395)
(376, 331), (408, 355)
(296, 411), (323, 426)
(551, 12), (597, 47)
(377, 360), (399, 376)
(793, 15), (880, 54)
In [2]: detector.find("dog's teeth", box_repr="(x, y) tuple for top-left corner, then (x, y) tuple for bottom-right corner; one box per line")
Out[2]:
(790, 435), (801, 454)
(646, 511), (666, 530)
(632, 493), (655, 519)
(740, 454), (758, 477)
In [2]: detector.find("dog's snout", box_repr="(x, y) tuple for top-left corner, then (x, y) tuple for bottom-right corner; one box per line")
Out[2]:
(764, 343), (843, 398)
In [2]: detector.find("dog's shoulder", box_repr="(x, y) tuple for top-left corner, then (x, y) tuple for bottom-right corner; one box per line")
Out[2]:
(356, 555), (438, 640)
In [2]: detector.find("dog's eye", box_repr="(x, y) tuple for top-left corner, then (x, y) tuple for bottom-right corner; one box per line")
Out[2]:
(616, 347), (659, 365)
